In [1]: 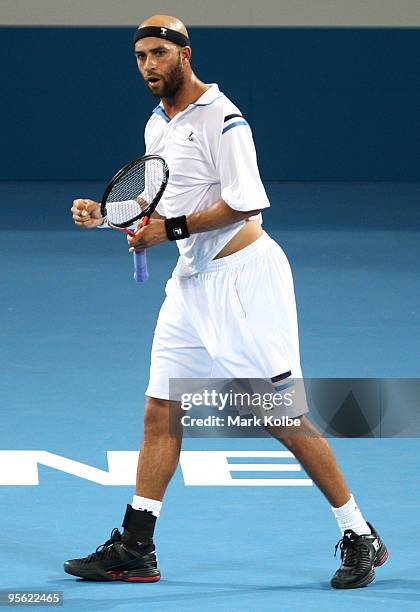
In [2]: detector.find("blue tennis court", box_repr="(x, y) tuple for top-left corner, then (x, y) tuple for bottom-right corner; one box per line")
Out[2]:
(1, 181), (419, 611)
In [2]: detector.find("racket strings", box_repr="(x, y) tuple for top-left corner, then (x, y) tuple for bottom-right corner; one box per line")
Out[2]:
(104, 158), (166, 226)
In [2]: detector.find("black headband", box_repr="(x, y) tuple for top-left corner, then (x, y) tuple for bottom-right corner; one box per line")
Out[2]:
(134, 26), (190, 47)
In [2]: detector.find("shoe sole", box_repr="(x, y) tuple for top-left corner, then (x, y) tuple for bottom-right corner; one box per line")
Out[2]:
(64, 565), (161, 582)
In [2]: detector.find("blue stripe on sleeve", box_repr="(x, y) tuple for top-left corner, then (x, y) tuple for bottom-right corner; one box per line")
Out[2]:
(222, 120), (249, 135)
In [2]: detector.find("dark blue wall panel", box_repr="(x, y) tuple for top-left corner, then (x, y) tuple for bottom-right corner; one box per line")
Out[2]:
(1, 27), (419, 180)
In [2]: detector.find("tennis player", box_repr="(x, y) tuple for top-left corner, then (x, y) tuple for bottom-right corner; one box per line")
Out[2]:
(66, 15), (387, 588)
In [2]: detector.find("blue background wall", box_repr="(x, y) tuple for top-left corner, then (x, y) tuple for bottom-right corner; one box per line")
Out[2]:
(1, 27), (419, 181)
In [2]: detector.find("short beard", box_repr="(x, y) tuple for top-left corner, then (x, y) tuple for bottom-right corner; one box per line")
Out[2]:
(152, 52), (185, 99)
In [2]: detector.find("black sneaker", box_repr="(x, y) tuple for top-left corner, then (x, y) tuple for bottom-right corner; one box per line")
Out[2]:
(64, 505), (161, 582)
(330, 522), (388, 589)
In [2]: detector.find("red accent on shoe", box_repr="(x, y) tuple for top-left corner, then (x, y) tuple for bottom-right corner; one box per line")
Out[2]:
(374, 549), (389, 567)
(107, 571), (160, 582)
(126, 575), (160, 582)
(107, 571), (124, 579)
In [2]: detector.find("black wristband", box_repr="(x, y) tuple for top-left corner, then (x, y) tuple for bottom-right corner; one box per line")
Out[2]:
(165, 215), (190, 241)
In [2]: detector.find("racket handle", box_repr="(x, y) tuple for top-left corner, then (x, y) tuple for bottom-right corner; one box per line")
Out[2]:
(133, 249), (149, 283)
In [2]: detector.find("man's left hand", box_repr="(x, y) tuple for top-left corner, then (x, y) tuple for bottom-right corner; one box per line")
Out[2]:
(127, 219), (168, 251)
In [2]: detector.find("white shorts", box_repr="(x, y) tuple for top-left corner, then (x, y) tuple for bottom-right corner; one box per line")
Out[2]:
(146, 232), (303, 400)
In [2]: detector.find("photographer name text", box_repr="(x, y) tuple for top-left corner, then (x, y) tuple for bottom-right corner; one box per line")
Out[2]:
(181, 415), (301, 427)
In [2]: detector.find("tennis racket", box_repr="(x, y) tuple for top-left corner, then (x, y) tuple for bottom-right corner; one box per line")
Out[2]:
(100, 155), (169, 283)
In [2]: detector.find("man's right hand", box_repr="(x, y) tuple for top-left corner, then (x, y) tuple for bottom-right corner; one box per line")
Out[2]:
(71, 199), (104, 228)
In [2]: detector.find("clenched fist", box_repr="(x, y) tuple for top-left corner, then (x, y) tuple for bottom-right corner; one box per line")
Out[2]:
(71, 199), (103, 228)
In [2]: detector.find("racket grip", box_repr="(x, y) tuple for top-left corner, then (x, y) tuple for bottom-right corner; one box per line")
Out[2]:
(133, 249), (149, 283)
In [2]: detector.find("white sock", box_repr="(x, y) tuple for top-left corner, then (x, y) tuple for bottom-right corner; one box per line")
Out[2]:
(131, 495), (162, 518)
(331, 494), (371, 536)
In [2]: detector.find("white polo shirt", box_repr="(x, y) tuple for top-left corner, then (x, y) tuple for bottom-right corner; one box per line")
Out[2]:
(144, 84), (270, 278)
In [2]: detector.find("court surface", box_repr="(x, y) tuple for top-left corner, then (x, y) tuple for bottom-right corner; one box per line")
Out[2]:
(1, 182), (419, 611)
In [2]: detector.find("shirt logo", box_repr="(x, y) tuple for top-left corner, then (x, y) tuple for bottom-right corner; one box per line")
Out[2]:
(187, 131), (194, 141)
(160, 27), (167, 36)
